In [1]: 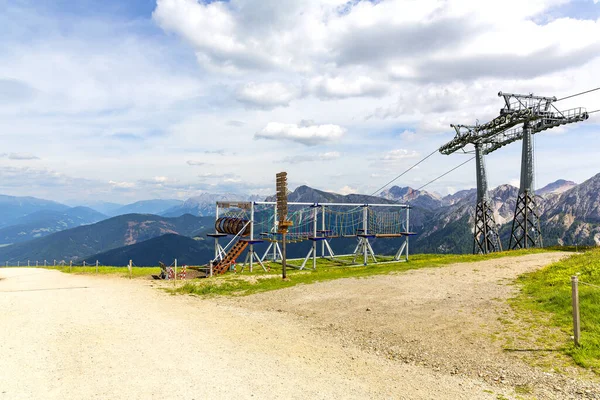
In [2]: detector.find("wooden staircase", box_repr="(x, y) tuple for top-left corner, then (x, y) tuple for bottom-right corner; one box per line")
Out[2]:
(213, 240), (248, 275)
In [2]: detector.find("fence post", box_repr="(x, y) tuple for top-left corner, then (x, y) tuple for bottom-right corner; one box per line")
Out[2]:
(174, 259), (177, 281)
(571, 275), (581, 347)
(128, 260), (132, 279)
(96, 260), (99, 274)
(70, 260), (72, 273)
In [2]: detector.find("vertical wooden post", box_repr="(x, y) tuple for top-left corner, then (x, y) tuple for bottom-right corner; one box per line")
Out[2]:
(128, 260), (132, 279)
(96, 260), (99, 274)
(572, 275), (581, 347)
(282, 232), (287, 280)
(174, 259), (178, 283)
(69, 260), (72, 273)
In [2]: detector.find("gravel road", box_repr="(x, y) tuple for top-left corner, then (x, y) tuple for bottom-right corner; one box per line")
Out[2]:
(1, 253), (597, 399)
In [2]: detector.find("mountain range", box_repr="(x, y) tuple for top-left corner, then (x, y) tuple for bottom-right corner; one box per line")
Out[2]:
(0, 173), (598, 265)
(0, 214), (213, 263)
(0, 207), (106, 245)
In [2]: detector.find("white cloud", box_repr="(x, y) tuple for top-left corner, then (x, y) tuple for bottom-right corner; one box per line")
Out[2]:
(187, 160), (206, 166)
(307, 76), (388, 99)
(281, 151), (341, 164)
(1, 152), (40, 160)
(380, 149), (420, 161)
(236, 81), (299, 109)
(109, 180), (135, 189)
(320, 151), (341, 160)
(255, 122), (345, 146)
(338, 185), (357, 195)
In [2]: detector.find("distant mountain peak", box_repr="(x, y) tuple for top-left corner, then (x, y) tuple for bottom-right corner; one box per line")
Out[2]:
(379, 186), (441, 210)
(537, 179), (577, 197)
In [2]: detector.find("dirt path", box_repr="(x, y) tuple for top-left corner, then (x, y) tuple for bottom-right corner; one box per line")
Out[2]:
(231, 252), (600, 399)
(0, 253), (598, 399)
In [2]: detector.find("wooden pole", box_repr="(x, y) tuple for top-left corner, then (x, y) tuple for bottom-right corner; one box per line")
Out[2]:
(129, 260), (132, 279)
(572, 275), (581, 347)
(174, 259), (177, 281)
(96, 260), (98, 274)
(69, 260), (72, 273)
(282, 231), (287, 280)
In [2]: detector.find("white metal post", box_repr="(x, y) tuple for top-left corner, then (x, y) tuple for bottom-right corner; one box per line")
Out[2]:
(250, 202), (254, 272)
(406, 207), (410, 261)
(363, 206), (368, 266)
(214, 203), (220, 260)
(273, 203), (278, 261)
(174, 258), (178, 280)
(313, 206), (317, 269)
(321, 205), (325, 257)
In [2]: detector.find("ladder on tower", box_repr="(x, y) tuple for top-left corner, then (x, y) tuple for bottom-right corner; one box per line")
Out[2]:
(212, 240), (249, 275)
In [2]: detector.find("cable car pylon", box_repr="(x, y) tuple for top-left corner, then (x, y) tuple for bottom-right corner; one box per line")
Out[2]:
(440, 91), (589, 254)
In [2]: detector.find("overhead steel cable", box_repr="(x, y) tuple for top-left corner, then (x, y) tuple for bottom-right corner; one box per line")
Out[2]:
(414, 156), (475, 193)
(370, 148), (439, 196)
(588, 109), (600, 115)
(556, 87), (600, 102)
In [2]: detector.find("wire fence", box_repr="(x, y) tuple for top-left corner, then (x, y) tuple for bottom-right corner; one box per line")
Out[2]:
(1, 258), (203, 281)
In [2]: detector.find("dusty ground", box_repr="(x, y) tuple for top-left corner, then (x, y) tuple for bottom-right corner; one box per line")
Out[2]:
(1, 253), (598, 399)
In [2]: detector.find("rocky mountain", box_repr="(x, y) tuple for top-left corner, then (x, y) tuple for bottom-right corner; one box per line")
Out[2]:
(379, 186), (442, 210)
(0, 194), (69, 228)
(0, 214), (214, 263)
(266, 185), (429, 228)
(537, 179), (577, 197)
(161, 193), (262, 217)
(113, 199), (183, 216)
(441, 188), (477, 206)
(541, 173), (600, 246)
(0, 207), (107, 245)
(413, 177), (599, 253)
(274, 185), (396, 204)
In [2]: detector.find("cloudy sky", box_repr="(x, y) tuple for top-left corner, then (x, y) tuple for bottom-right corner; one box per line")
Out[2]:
(1, 0), (599, 204)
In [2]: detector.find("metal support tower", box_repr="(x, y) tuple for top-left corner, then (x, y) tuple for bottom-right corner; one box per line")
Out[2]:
(473, 143), (502, 254)
(445, 124), (502, 254)
(441, 91), (589, 254)
(509, 123), (542, 249)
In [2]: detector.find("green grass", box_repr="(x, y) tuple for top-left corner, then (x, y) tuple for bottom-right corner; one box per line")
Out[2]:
(170, 247), (558, 297)
(43, 266), (161, 278)
(512, 248), (600, 372)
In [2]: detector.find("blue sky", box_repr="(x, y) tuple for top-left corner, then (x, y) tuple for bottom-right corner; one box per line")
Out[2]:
(0, 0), (599, 203)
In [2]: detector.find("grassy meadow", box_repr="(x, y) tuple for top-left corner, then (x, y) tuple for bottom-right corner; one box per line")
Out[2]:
(511, 247), (600, 372)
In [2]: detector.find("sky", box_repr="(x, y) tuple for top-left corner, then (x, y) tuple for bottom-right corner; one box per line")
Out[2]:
(0, 0), (599, 204)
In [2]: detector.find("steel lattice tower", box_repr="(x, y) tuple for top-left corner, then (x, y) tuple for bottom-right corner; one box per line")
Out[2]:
(440, 91), (589, 254)
(473, 142), (502, 254)
(509, 123), (542, 248)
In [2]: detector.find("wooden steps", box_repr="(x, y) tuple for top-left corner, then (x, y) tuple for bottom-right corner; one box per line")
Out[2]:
(212, 240), (248, 275)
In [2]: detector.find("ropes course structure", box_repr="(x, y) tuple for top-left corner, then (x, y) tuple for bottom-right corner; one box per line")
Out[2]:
(206, 201), (414, 274)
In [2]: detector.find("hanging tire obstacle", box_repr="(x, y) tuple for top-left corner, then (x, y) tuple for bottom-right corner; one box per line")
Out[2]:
(215, 217), (251, 236)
